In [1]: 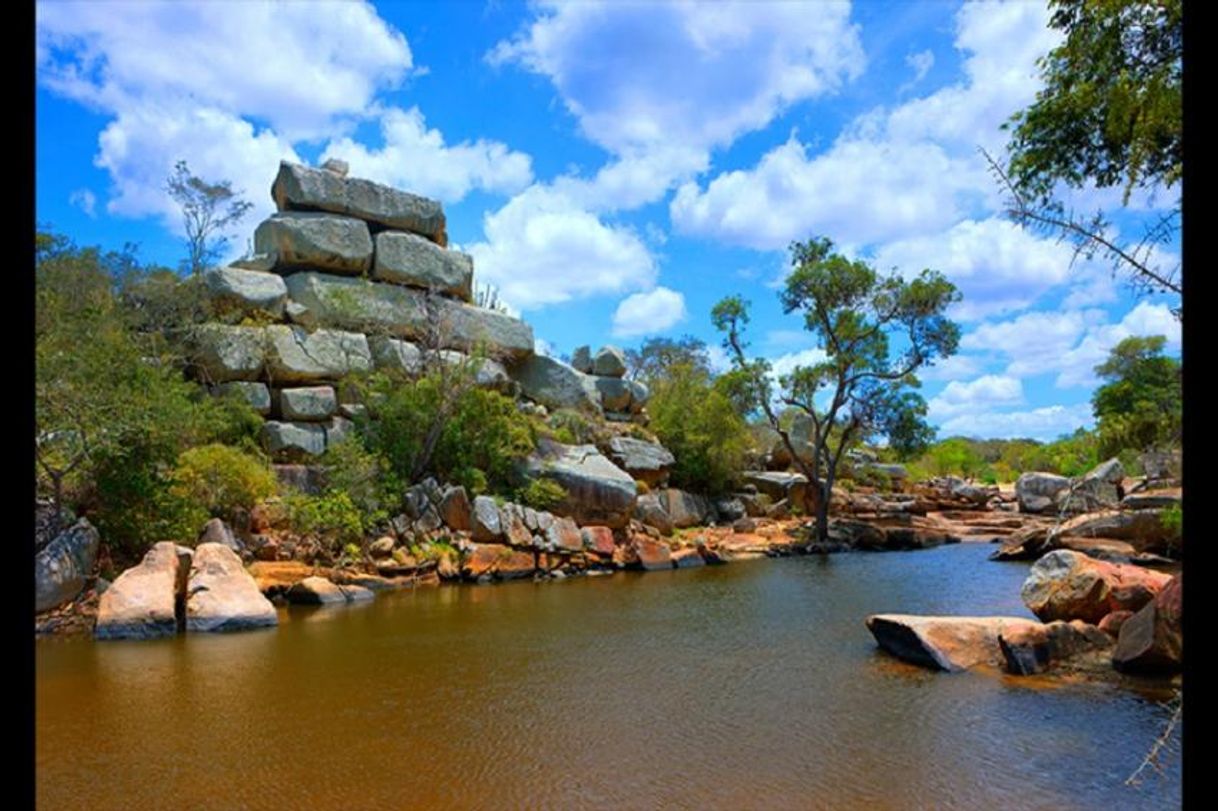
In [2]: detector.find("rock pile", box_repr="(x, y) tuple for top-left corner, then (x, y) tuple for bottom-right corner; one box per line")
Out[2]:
(190, 160), (651, 463)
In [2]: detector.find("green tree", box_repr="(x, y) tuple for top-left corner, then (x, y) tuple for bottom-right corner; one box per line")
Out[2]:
(990, 0), (1182, 305)
(648, 361), (752, 496)
(713, 237), (960, 544)
(624, 335), (712, 383)
(1091, 334), (1181, 456)
(166, 159), (255, 276)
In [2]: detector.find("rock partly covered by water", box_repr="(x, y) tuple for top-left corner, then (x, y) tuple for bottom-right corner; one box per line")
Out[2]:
(185, 543), (278, 632)
(35, 518), (100, 614)
(997, 620), (1114, 676)
(865, 614), (1042, 672)
(1020, 550), (1172, 624)
(95, 542), (192, 640)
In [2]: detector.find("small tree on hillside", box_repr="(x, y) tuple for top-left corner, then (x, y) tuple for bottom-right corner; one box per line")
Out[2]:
(1091, 334), (1181, 457)
(712, 237), (960, 545)
(166, 159), (254, 276)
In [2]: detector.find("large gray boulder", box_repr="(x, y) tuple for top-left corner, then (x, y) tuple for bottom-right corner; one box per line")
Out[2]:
(592, 346), (627, 377)
(185, 543), (278, 632)
(264, 324), (372, 383)
(272, 160), (447, 244)
(34, 518), (100, 613)
(95, 542), (192, 640)
(607, 436), (674, 487)
(203, 266), (287, 317)
(188, 325), (266, 383)
(595, 377), (632, 411)
(510, 354), (601, 413)
(262, 421), (327, 459)
(373, 231), (472, 301)
(216, 381), (272, 415)
(571, 345), (593, 373)
(525, 439), (637, 528)
(658, 489), (712, 528)
(634, 493), (675, 536)
(275, 386), (337, 421)
(369, 335), (423, 376)
(283, 273), (533, 360)
(254, 212), (373, 275)
(1015, 472), (1071, 514)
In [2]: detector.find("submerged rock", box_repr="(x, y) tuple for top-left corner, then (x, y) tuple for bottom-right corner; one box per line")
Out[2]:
(997, 620), (1113, 676)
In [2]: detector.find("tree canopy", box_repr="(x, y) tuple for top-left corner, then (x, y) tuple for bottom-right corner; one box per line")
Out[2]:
(713, 237), (960, 543)
(1091, 334), (1181, 456)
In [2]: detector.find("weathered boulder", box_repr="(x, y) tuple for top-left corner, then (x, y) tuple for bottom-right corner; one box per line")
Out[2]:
(671, 548), (705, 569)
(255, 212), (372, 275)
(264, 324), (372, 383)
(592, 346), (627, 377)
(462, 543), (535, 580)
(607, 436), (674, 487)
(658, 489), (712, 529)
(571, 345), (592, 373)
(95, 542), (192, 640)
(197, 518), (242, 554)
(997, 620), (1113, 675)
(217, 381), (272, 415)
(1113, 573), (1182, 674)
(368, 335), (423, 376)
(525, 439), (637, 528)
(581, 526), (616, 557)
(714, 498), (747, 523)
(626, 380), (649, 413)
(499, 503), (534, 547)
(1056, 509), (1176, 552)
(439, 486), (472, 531)
(1015, 472), (1071, 514)
(373, 231), (472, 301)
(595, 377), (632, 411)
(368, 536), (396, 559)
(275, 386), (337, 421)
(1098, 610), (1135, 637)
(185, 543), (278, 632)
(510, 354), (601, 413)
(634, 494), (676, 536)
(1020, 550), (1172, 623)
(204, 266), (287, 317)
(286, 575), (350, 604)
(471, 495), (504, 542)
(545, 516), (584, 553)
(1055, 477), (1120, 514)
(34, 518), (100, 613)
(188, 324), (266, 383)
(629, 537), (672, 571)
(261, 421), (327, 459)
(272, 160), (448, 244)
(988, 525), (1052, 561)
(866, 614), (1042, 672)
(1121, 489), (1181, 510)
(743, 471), (810, 512)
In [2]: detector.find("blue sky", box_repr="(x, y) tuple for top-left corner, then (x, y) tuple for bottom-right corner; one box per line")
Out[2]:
(35, 0), (1181, 442)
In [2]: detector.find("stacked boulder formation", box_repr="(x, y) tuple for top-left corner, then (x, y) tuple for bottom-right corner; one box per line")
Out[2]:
(190, 160), (651, 461)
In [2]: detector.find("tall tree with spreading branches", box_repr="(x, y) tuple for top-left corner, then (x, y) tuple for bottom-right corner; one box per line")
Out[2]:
(988, 0), (1182, 312)
(712, 237), (960, 545)
(166, 159), (255, 276)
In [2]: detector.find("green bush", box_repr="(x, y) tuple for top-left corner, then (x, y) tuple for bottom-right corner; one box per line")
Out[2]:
(546, 409), (596, 445)
(649, 362), (752, 496)
(170, 443), (278, 522)
(320, 435), (401, 531)
(518, 477), (567, 510)
(285, 491), (364, 550)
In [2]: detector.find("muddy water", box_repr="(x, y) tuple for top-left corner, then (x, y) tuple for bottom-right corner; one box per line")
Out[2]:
(36, 545), (1181, 810)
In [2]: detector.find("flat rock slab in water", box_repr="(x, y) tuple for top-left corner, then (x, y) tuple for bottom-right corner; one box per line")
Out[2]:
(866, 614), (1041, 672)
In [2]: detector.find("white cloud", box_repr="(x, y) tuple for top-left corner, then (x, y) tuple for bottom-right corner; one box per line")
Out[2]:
(490, 0), (864, 209)
(918, 353), (989, 383)
(927, 374), (1023, 421)
(534, 338), (555, 358)
(937, 402), (1093, 442)
(706, 344), (733, 375)
(670, 1), (1057, 252)
(770, 347), (829, 379)
(1054, 302), (1181, 388)
(69, 188), (96, 217)
(900, 49), (934, 92)
(466, 184), (656, 310)
(872, 218), (1081, 321)
(37, 0), (413, 139)
(611, 287), (688, 337)
(320, 107), (533, 204)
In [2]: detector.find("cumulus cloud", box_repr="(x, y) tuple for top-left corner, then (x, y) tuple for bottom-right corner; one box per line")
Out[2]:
(1053, 302), (1181, 388)
(937, 402), (1094, 442)
(769, 347), (829, 379)
(900, 49), (934, 92)
(918, 353), (990, 383)
(670, 1), (1056, 251)
(321, 107), (533, 204)
(611, 287), (688, 337)
(927, 374), (1024, 421)
(466, 184), (656, 310)
(490, 0), (864, 209)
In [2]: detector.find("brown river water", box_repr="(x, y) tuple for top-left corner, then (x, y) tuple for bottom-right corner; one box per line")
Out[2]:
(36, 544), (1181, 810)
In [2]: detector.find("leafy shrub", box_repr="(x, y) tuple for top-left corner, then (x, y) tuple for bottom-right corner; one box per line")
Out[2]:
(519, 477), (567, 510)
(649, 362), (752, 496)
(546, 409), (596, 445)
(321, 436), (401, 532)
(285, 491), (364, 549)
(170, 444), (277, 522)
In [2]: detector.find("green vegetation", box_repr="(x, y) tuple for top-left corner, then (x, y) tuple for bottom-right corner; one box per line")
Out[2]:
(285, 491), (365, 549)
(625, 335), (712, 382)
(714, 236), (959, 543)
(648, 361), (752, 496)
(1091, 335), (1181, 458)
(518, 478), (567, 510)
(170, 444), (278, 524)
(166, 159), (255, 276)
